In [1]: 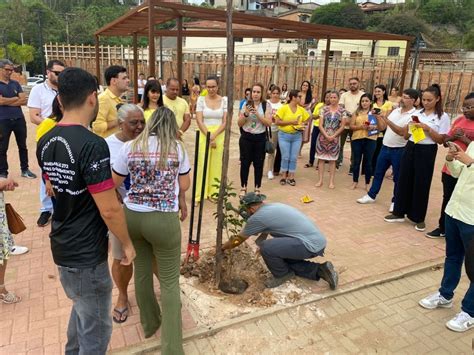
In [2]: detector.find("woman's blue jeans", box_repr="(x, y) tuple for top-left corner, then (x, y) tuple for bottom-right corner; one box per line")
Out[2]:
(279, 131), (302, 173)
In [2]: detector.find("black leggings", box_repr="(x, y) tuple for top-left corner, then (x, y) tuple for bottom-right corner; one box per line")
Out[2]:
(239, 132), (266, 189)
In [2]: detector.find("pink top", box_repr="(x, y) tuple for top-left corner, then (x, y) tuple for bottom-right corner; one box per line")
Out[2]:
(442, 115), (474, 175)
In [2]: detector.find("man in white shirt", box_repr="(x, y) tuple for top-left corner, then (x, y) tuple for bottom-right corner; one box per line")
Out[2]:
(137, 73), (146, 102)
(357, 89), (419, 212)
(27, 59), (65, 227)
(338, 77), (364, 170)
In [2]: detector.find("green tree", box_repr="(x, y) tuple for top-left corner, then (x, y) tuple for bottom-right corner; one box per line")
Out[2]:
(6, 43), (35, 64)
(419, 0), (464, 25)
(310, 2), (367, 30)
(374, 13), (428, 38)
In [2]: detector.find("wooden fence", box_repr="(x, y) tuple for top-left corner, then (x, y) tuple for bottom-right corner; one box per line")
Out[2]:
(45, 43), (473, 115)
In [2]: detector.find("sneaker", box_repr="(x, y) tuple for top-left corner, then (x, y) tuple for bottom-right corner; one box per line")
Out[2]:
(446, 311), (474, 332)
(419, 292), (453, 309)
(37, 211), (52, 227)
(318, 261), (338, 290)
(21, 169), (37, 179)
(264, 271), (295, 288)
(357, 194), (375, 204)
(384, 214), (404, 223)
(389, 202), (394, 213)
(348, 171), (353, 176)
(425, 228), (445, 239)
(10, 245), (29, 255)
(267, 171), (274, 180)
(415, 222), (426, 232)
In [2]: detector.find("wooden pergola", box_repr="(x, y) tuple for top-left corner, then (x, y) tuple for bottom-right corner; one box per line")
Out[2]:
(94, 0), (413, 101)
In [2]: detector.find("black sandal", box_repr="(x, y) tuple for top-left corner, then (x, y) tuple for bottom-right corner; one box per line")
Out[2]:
(287, 179), (296, 186)
(279, 178), (287, 185)
(304, 163), (313, 168)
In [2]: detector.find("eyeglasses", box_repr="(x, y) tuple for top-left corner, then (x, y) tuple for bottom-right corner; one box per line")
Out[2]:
(1, 68), (13, 72)
(461, 106), (474, 112)
(51, 70), (62, 76)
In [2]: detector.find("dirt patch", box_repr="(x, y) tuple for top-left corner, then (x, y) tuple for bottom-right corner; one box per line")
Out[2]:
(180, 243), (276, 307)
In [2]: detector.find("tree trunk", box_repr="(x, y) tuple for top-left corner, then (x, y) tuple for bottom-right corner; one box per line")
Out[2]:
(215, 1), (235, 285)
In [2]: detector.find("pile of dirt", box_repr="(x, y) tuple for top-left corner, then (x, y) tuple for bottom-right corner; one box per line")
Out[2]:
(180, 243), (277, 307)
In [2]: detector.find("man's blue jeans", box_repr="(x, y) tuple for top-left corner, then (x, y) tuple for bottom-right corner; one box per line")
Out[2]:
(58, 261), (113, 355)
(260, 237), (325, 279)
(279, 131), (302, 173)
(439, 215), (474, 317)
(367, 145), (404, 201)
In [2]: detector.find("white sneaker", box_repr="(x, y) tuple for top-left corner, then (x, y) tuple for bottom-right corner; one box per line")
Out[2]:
(419, 292), (453, 310)
(446, 311), (474, 332)
(389, 202), (394, 213)
(357, 194), (375, 204)
(11, 245), (29, 256)
(267, 171), (274, 180)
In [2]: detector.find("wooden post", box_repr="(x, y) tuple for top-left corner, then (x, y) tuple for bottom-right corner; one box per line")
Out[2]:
(399, 39), (412, 91)
(177, 16), (183, 96)
(321, 38), (331, 99)
(148, 0), (156, 77)
(133, 33), (139, 104)
(95, 35), (100, 84)
(215, 4), (235, 285)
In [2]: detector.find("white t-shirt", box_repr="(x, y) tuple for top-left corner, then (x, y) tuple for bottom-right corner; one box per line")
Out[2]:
(196, 96), (227, 126)
(408, 110), (450, 145)
(267, 100), (283, 132)
(113, 137), (191, 213)
(105, 134), (127, 199)
(137, 79), (146, 95)
(383, 107), (416, 148)
(27, 81), (57, 120)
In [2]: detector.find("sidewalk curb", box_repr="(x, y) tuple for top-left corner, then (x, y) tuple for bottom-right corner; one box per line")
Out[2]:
(109, 257), (445, 354)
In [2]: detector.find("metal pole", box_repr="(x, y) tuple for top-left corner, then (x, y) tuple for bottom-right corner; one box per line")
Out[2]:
(132, 33), (138, 104)
(36, 10), (46, 77)
(321, 38), (331, 99)
(159, 37), (163, 79)
(177, 16), (183, 96)
(95, 35), (101, 84)
(188, 131), (200, 245)
(196, 132), (211, 246)
(148, 0), (156, 77)
(409, 37), (419, 88)
(400, 39), (412, 91)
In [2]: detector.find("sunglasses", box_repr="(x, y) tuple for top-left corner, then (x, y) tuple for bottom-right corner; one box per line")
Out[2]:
(2, 68), (13, 72)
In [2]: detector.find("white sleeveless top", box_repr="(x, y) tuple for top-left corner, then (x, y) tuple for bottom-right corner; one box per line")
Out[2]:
(196, 96), (227, 126)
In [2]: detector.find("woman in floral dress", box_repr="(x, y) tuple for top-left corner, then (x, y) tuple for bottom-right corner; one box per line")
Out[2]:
(0, 177), (21, 304)
(315, 91), (348, 189)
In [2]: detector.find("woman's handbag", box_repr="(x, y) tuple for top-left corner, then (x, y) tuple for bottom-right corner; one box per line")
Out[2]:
(5, 203), (26, 234)
(265, 128), (275, 154)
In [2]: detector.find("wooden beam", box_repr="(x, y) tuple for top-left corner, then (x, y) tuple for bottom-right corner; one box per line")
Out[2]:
(148, 0), (155, 77)
(154, 29), (313, 39)
(133, 32), (138, 104)
(399, 39), (412, 91)
(95, 35), (100, 85)
(321, 38), (331, 98)
(177, 16), (183, 96)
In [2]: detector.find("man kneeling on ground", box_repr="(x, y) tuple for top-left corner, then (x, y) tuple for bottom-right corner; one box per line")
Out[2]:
(222, 192), (338, 289)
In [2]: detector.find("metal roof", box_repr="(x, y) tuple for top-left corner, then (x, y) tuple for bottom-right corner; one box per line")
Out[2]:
(95, 1), (413, 41)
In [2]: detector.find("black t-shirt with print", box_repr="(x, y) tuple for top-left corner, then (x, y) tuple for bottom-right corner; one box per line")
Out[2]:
(37, 124), (114, 268)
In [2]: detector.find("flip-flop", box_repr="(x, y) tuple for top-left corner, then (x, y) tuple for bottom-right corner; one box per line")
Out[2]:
(113, 306), (129, 324)
(0, 291), (21, 304)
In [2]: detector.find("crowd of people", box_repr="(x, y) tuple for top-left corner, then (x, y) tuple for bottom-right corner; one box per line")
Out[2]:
(0, 55), (473, 354)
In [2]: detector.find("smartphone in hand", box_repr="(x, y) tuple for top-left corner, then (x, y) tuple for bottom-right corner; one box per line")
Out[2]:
(372, 108), (381, 115)
(412, 115), (420, 123)
(447, 141), (460, 152)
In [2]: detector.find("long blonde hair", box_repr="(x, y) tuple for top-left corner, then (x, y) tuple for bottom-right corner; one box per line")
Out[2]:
(131, 106), (182, 169)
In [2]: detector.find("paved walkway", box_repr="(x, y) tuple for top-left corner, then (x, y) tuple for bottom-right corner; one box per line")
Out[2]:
(181, 268), (473, 354)
(0, 106), (452, 354)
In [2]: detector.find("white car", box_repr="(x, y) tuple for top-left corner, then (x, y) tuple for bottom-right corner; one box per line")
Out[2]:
(27, 77), (44, 87)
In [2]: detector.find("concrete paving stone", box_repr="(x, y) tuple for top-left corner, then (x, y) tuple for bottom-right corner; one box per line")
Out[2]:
(182, 340), (200, 355)
(194, 337), (216, 354)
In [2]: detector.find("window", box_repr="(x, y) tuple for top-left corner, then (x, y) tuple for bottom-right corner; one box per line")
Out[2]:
(234, 37), (243, 42)
(299, 15), (310, 23)
(387, 47), (400, 56)
(350, 51), (363, 59)
(322, 50), (342, 61)
(252, 38), (262, 43)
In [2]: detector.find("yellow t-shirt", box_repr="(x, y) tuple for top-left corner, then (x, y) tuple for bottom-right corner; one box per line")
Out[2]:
(92, 89), (123, 138)
(36, 118), (57, 142)
(163, 96), (190, 128)
(312, 102), (324, 127)
(276, 104), (310, 134)
(351, 113), (377, 141)
(144, 108), (155, 122)
(373, 100), (393, 115)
